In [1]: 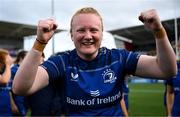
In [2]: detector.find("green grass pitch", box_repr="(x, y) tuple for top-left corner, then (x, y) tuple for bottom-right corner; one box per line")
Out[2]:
(128, 83), (166, 116)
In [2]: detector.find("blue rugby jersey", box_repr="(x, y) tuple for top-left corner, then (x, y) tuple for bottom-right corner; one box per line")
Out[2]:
(122, 81), (129, 110)
(0, 83), (12, 116)
(11, 64), (28, 116)
(0, 66), (12, 116)
(42, 47), (140, 116)
(166, 62), (180, 116)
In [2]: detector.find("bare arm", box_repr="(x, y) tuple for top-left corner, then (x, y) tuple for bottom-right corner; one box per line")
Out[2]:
(12, 50), (49, 95)
(166, 84), (174, 116)
(135, 9), (177, 79)
(120, 95), (129, 117)
(0, 55), (13, 84)
(9, 91), (20, 114)
(12, 18), (58, 96)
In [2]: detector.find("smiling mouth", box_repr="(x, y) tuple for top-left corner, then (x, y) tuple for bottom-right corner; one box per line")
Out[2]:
(82, 42), (94, 46)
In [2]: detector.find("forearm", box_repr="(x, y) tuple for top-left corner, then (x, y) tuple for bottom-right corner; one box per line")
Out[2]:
(166, 93), (174, 116)
(12, 48), (43, 95)
(155, 28), (177, 77)
(0, 65), (11, 84)
(13, 18), (57, 95)
(120, 98), (129, 117)
(166, 85), (174, 116)
(137, 9), (177, 78)
(9, 91), (20, 114)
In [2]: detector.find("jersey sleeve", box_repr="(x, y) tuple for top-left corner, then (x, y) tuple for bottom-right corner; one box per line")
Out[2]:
(41, 55), (65, 80)
(121, 49), (141, 75)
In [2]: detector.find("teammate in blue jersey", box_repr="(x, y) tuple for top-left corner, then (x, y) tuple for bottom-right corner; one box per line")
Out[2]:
(13, 7), (177, 116)
(10, 50), (28, 116)
(120, 75), (130, 116)
(163, 80), (168, 116)
(123, 78), (129, 111)
(166, 61), (180, 116)
(26, 53), (63, 116)
(0, 49), (13, 116)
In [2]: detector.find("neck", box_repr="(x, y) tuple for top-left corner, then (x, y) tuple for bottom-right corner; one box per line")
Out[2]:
(77, 51), (98, 61)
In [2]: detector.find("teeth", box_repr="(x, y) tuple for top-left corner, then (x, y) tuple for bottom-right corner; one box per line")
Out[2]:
(83, 42), (93, 45)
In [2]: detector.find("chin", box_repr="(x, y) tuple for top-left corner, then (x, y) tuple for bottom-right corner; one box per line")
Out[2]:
(81, 48), (97, 55)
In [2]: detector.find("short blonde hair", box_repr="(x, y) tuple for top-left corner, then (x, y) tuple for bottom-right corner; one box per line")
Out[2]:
(70, 7), (103, 33)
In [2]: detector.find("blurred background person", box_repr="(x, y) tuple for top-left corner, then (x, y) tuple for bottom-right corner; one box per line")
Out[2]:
(166, 61), (180, 116)
(26, 52), (64, 116)
(10, 50), (28, 116)
(163, 80), (168, 116)
(120, 75), (130, 117)
(0, 49), (13, 116)
(120, 98), (129, 117)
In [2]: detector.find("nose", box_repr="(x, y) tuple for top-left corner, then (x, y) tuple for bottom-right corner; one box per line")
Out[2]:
(84, 31), (92, 40)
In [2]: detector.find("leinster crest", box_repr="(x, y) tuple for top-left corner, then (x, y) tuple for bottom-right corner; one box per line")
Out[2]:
(102, 69), (117, 83)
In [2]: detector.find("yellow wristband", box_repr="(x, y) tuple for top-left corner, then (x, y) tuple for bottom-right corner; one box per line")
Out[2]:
(154, 27), (167, 39)
(32, 39), (46, 52)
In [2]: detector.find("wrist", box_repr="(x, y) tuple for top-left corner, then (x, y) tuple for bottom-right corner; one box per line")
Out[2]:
(32, 38), (47, 52)
(6, 64), (11, 68)
(36, 38), (48, 44)
(153, 27), (167, 39)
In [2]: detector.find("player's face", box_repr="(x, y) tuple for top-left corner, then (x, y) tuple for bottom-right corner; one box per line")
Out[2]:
(71, 13), (103, 61)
